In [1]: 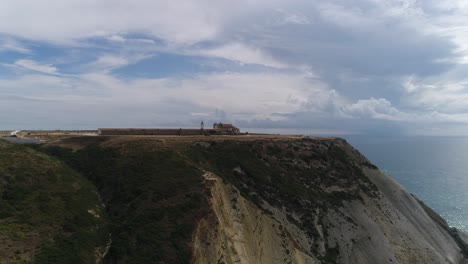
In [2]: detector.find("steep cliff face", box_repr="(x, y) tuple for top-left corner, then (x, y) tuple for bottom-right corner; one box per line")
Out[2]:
(188, 137), (467, 264)
(192, 172), (319, 264)
(35, 136), (467, 264)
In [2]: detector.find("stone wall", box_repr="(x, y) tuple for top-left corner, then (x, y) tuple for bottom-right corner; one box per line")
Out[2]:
(20, 130), (97, 136)
(98, 128), (206, 136)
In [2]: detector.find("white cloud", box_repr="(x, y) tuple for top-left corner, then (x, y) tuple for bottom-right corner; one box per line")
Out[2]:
(302, 89), (343, 115)
(0, 38), (31, 53)
(0, 0), (227, 45)
(402, 75), (419, 92)
(197, 43), (287, 68)
(107, 35), (126, 43)
(0, 71), (325, 124)
(274, 9), (310, 25)
(2, 68), (468, 133)
(84, 52), (155, 73)
(402, 0), (468, 65)
(90, 55), (130, 72)
(14, 59), (57, 74)
(400, 74), (468, 113)
(340, 97), (404, 121)
(317, 2), (371, 29)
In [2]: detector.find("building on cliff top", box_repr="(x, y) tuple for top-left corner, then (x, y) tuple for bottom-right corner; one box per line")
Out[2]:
(212, 123), (240, 134)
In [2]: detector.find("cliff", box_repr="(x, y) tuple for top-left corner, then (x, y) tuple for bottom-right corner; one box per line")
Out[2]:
(187, 137), (467, 264)
(2, 135), (467, 263)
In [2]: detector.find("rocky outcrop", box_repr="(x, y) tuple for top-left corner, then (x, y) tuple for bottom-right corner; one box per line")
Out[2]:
(193, 172), (319, 264)
(190, 137), (467, 264)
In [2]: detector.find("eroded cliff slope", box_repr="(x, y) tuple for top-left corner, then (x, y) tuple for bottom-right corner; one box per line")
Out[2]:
(35, 135), (467, 264)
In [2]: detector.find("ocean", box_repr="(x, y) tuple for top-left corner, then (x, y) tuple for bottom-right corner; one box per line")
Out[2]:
(346, 136), (468, 232)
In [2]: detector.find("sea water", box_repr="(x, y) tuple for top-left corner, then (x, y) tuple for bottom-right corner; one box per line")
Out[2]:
(347, 136), (468, 232)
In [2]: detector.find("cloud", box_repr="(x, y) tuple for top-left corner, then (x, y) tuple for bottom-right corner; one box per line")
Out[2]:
(107, 35), (126, 43)
(2, 1), (468, 135)
(401, 75), (468, 113)
(197, 43), (287, 68)
(0, 70), (330, 126)
(89, 55), (130, 72)
(340, 98), (405, 121)
(0, 0), (226, 45)
(1, 67), (467, 135)
(14, 59), (57, 74)
(81, 52), (156, 74)
(0, 38), (31, 53)
(274, 9), (311, 25)
(0, 0), (459, 76)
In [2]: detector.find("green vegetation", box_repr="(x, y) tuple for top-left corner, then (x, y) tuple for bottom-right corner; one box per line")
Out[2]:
(0, 140), (107, 264)
(5, 136), (379, 264)
(187, 139), (379, 262)
(38, 142), (210, 264)
(187, 140), (375, 207)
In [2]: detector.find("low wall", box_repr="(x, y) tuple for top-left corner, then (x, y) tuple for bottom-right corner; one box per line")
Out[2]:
(20, 130), (98, 136)
(98, 128), (206, 136)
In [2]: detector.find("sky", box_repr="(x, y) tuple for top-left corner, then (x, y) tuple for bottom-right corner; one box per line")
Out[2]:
(2, 0), (468, 135)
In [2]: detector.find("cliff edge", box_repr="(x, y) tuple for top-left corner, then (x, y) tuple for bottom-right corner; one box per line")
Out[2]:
(187, 137), (466, 264)
(32, 135), (467, 263)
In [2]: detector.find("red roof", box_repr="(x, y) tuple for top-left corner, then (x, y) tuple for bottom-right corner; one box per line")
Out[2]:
(222, 124), (236, 128)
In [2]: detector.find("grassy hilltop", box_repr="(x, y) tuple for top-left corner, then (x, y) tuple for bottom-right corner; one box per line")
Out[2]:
(1, 135), (465, 264)
(35, 137), (211, 264)
(33, 135), (377, 263)
(0, 140), (107, 264)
